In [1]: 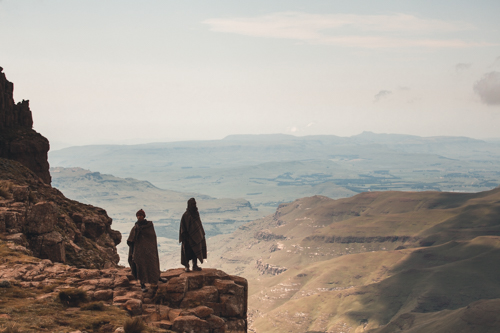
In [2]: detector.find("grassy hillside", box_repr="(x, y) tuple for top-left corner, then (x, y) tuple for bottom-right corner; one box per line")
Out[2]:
(202, 188), (500, 332)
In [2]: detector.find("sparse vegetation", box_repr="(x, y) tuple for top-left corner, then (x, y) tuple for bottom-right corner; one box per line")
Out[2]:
(80, 301), (105, 311)
(123, 317), (147, 333)
(58, 288), (88, 307)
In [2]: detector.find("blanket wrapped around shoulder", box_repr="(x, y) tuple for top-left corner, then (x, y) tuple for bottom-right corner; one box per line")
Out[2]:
(127, 220), (160, 284)
(179, 204), (207, 265)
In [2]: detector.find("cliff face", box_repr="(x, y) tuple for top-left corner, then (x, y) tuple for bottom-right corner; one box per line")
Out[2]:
(0, 67), (51, 184)
(0, 67), (121, 268)
(0, 158), (122, 268)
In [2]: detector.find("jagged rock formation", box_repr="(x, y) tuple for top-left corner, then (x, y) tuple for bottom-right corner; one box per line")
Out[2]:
(304, 235), (416, 244)
(0, 67), (51, 184)
(0, 67), (121, 268)
(254, 230), (287, 241)
(255, 259), (287, 276)
(0, 243), (248, 333)
(0, 158), (121, 268)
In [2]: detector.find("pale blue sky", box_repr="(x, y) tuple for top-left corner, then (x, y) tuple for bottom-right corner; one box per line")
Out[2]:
(1, 1), (499, 149)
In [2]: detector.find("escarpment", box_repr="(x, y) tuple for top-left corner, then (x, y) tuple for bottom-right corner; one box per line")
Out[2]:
(0, 67), (51, 184)
(0, 67), (121, 268)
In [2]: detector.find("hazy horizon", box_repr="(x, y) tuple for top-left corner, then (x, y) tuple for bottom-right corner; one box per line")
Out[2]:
(48, 130), (500, 151)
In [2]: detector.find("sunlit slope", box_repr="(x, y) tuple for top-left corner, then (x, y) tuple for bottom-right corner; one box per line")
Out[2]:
(263, 188), (500, 249)
(207, 187), (500, 332)
(251, 236), (500, 332)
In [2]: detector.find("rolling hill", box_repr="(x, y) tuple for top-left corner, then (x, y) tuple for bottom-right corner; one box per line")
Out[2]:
(201, 187), (500, 332)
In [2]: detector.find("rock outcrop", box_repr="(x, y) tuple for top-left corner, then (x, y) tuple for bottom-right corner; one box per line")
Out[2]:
(0, 67), (51, 184)
(1, 158), (121, 268)
(0, 67), (121, 268)
(0, 245), (248, 333)
(255, 259), (287, 276)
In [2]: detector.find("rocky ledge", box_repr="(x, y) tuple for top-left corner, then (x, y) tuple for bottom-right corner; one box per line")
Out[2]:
(0, 247), (248, 333)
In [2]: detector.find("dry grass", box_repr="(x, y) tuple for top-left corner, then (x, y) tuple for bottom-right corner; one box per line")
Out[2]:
(1, 324), (20, 333)
(123, 317), (147, 333)
(80, 301), (105, 311)
(0, 241), (38, 265)
(0, 282), (169, 332)
(0, 293), (132, 333)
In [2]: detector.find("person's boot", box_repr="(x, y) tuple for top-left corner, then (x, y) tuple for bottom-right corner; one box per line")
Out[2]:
(184, 265), (191, 272)
(192, 259), (202, 271)
(140, 283), (148, 292)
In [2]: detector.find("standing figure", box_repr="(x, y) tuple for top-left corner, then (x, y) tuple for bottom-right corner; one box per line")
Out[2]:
(127, 209), (161, 292)
(179, 198), (207, 272)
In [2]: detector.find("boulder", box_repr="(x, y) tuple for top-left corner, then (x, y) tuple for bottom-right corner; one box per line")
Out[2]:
(172, 315), (210, 333)
(180, 286), (219, 308)
(123, 299), (143, 316)
(30, 231), (65, 263)
(26, 201), (58, 234)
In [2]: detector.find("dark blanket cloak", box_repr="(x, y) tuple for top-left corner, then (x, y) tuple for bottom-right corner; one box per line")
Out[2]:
(179, 199), (207, 266)
(127, 220), (160, 284)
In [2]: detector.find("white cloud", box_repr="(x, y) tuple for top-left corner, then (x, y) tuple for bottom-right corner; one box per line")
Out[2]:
(374, 90), (392, 102)
(474, 72), (500, 106)
(204, 12), (486, 48)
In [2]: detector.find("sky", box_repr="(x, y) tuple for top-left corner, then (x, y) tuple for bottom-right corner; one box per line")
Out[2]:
(1, 0), (500, 149)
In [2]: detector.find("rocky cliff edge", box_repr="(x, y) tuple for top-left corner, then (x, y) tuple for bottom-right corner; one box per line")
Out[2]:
(0, 67), (121, 268)
(0, 66), (51, 184)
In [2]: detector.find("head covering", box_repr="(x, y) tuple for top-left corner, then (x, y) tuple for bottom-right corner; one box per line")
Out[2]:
(136, 209), (146, 217)
(187, 198), (199, 218)
(187, 198), (197, 210)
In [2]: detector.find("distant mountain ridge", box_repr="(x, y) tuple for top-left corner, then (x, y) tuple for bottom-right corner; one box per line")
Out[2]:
(49, 132), (500, 213)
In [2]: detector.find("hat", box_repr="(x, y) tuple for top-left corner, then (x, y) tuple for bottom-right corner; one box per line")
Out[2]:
(136, 209), (146, 217)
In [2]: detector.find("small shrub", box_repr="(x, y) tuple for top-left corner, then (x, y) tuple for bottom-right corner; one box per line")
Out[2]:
(123, 317), (147, 333)
(80, 301), (105, 311)
(58, 288), (88, 307)
(0, 280), (11, 288)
